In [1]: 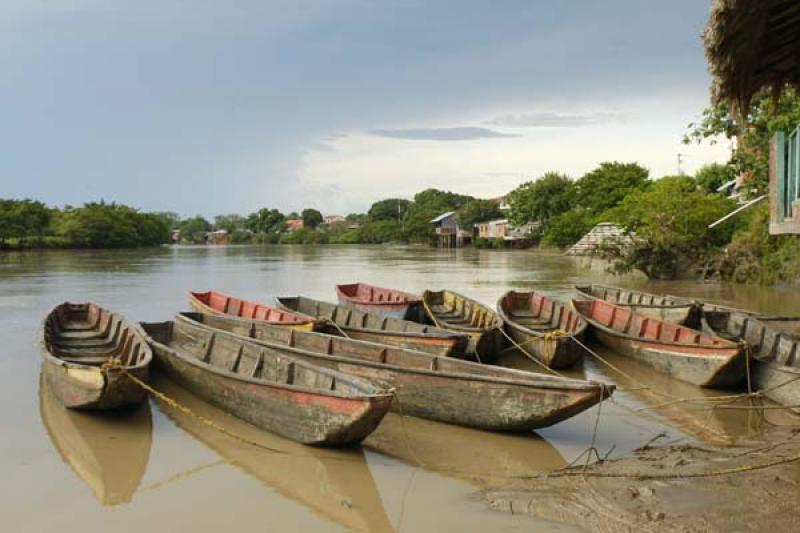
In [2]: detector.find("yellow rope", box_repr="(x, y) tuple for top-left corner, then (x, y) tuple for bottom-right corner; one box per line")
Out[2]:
(495, 326), (565, 377)
(112, 364), (288, 454)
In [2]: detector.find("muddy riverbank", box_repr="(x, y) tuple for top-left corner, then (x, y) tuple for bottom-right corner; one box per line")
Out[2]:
(485, 423), (800, 532)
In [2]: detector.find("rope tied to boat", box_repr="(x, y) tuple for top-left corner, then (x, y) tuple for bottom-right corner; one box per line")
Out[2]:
(112, 365), (289, 455)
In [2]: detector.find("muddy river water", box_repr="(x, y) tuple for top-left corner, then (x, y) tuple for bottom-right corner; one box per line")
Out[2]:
(3, 245), (800, 532)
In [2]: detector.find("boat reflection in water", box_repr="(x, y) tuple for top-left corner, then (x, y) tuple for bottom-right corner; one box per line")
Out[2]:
(365, 412), (567, 489)
(151, 373), (393, 532)
(580, 346), (797, 445)
(38, 372), (152, 506)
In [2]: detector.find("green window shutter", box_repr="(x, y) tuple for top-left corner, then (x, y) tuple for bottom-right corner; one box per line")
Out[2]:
(777, 131), (786, 221)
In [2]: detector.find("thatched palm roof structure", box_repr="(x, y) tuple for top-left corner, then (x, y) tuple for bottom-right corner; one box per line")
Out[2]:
(704, 0), (800, 111)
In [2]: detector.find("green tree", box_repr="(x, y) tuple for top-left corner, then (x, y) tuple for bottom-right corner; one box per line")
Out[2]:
(685, 86), (800, 195)
(541, 208), (595, 248)
(368, 198), (410, 221)
(576, 162), (650, 215)
(508, 172), (576, 227)
(694, 163), (736, 194)
(457, 199), (504, 228)
(214, 214), (245, 233)
(603, 176), (738, 279)
(178, 215), (212, 244)
(246, 208), (285, 234)
(302, 208), (323, 229)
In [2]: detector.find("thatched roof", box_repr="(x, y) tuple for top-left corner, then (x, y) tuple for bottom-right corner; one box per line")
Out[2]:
(704, 0), (800, 111)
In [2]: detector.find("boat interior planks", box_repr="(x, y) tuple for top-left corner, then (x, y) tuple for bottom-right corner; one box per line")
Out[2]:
(275, 295), (468, 357)
(421, 289), (505, 361)
(188, 290), (316, 331)
(497, 290), (587, 369)
(140, 319), (393, 445)
(42, 302), (152, 410)
(335, 282), (422, 320)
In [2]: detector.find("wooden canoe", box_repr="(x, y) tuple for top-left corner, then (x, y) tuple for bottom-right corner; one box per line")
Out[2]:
(497, 291), (587, 369)
(575, 284), (700, 327)
(188, 290), (316, 331)
(697, 303), (800, 411)
(276, 296), (469, 357)
(152, 373), (394, 532)
(140, 319), (393, 445)
(572, 299), (746, 388)
(421, 289), (505, 361)
(39, 372), (152, 506)
(335, 282), (422, 320)
(42, 302), (152, 410)
(177, 311), (614, 431)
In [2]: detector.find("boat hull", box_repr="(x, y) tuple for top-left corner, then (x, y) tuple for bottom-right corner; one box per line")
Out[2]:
(335, 282), (422, 320)
(335, 296), (411, 320)
(573, 299), (745, 388)
(143, 321), (392, 446)
(502, 325), (583, 369)
(591, 328), (745, 388)
(42, 359), (148, 410)
(575, 284), (699, 327)
(178, 312), (612, 431)
(753, 360), (800, 413)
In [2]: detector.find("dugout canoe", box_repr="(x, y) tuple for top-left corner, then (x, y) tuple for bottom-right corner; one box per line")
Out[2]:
(140, 319), (393, 446)
(276, 296), (469, 357)
(575, 284), (700, 327)
(42, 302), (152, 410)
(572, 298), (746, 388)
(188, 290), (316, 331)
(178, 311), (614, 431)
(421, 289), (505, 361)
(697, 302), (800, 411)
(335, 282), (422, 320)
(39, 373), (152, 506)
(496, 291), (587, 369)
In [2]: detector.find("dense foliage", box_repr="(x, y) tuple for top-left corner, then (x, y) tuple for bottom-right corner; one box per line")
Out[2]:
(603, 176), (738, 279)
(684, 86), (800, 196)
(0, 199), (171, 249)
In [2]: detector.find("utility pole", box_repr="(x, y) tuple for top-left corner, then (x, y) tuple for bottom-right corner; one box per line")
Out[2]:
(677, 153), (685, 176)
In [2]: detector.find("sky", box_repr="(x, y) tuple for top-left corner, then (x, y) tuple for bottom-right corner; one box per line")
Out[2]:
(1, 0), (731, 217)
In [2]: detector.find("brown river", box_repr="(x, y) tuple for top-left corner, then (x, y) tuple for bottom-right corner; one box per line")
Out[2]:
(3, 245), (800, 532)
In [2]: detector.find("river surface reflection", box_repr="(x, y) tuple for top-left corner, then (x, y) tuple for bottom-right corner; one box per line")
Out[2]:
(3, 245), (799, 531)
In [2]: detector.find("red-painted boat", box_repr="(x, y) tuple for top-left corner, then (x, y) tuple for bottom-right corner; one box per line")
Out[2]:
(335, 282), (421, 320)
(140, 319), (393, 446)
(188, 290), (316, 331)
(572, 299), (745, 388)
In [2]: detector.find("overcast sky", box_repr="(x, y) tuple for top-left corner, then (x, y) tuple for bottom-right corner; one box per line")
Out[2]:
(2, 1), (729, 217)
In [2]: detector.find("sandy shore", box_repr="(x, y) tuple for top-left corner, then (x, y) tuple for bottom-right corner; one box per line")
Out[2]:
(482, 425), (800, 532)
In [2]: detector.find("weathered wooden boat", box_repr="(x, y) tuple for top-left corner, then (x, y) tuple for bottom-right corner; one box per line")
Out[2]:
(152, 373), (393, 531)
(335, 282), (422, 320)
(421, 289), (505, 361)
(575, 284), (700, 327)
(275, 295), (469, 357)
(140, 319), (393, 445)
(39, 373), (152, 506)
(42, 302), (152, 410)
(496, 291), (587, 369)
(697, 303), (800, 411)
(188, 290), (316, 331)
(572, 299), (746, 388)
(178, 311), (614, 431)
